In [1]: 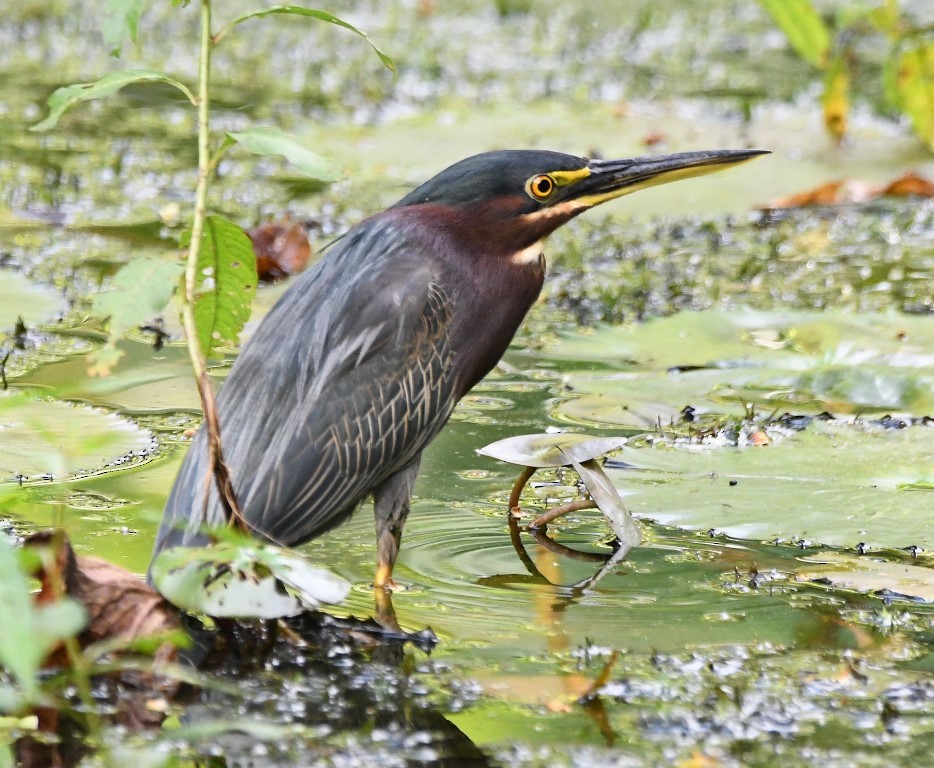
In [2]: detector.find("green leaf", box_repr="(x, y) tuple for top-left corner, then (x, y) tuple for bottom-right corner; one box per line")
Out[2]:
(866, 0), (900, 39)
(215, 6), (395, 78)
(31, 70), (196, 132)
(89, 255), (184, 375)
(0, 535), (86, 705)
(102, 0), (149, 56)
(893, 42), (934, 151)
(151, 540), (349, 619)
(227, 127), (341, 181)
(759, 0), (831, 69)
(189, 215), (257, 360)
(0, 535), (39, 703)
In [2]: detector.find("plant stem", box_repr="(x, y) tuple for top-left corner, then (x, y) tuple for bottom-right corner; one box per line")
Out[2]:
(181, 0), (247, 532)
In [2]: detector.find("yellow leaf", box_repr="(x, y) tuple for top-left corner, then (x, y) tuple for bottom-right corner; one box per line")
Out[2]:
(895, 43), (934, 151)
(822, 54), (850, 143)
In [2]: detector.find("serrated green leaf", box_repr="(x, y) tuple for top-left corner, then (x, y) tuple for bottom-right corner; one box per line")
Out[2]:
(216, 6), (395, 78)
(227, 127), (341, 181)
(759, 0), (831, 69)
(102, 0), (149, 56)
(31, 70), (196, 132)
(894, 43), (934, 151)
(89, 255), (183, 375)
(190, 215), (257, 359)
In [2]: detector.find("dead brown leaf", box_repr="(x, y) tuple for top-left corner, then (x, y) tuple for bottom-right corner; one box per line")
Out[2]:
(762, 171), (934, 209)
(750, 430), (770, 446)
(247, 216), (314, 282)
(25, 531), (180, 665)
(882, 171), (934, 198)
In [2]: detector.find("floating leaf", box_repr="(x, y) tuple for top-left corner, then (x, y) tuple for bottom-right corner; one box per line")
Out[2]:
(31, 70), (196, 132)
(215, 6), (395, 77)
(478, 433), (640, 548)
(797, 552), (934, 602)
(547, 310), (934, 426)
(762, 172), (934, 208)
(151, 540), (349, 619)
(759, 0), (830, 69)
(187, 215), (258, 360)
(0, 392), (155, 479)
(228, 128), (341, 181)
(613, 421), (934, 551)
(0, 271), (61, 332)
(477, 433), (626, 468)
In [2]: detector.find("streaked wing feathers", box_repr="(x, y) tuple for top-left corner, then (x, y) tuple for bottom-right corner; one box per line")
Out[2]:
(154, 216), (456, 554)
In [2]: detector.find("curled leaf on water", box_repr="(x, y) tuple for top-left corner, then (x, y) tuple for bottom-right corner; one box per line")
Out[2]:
(478, 433), (641, 550)
(477, 433), (626, 468)
(151, 539), (350, 619)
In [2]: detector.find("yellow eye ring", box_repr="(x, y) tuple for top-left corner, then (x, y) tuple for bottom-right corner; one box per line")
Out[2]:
(527, 174), (556, 200)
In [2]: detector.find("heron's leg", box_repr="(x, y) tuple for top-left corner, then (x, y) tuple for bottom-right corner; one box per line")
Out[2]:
(372, 455), (421, 591)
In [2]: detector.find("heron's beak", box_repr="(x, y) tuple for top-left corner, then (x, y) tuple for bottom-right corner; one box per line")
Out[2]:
(554, 148), (769, 209)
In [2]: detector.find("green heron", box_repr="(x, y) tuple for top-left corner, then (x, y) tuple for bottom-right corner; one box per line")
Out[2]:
(151, 147), (766, 589)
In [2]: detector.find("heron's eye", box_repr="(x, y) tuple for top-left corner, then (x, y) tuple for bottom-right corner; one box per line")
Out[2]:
(527, 174), (556, 200)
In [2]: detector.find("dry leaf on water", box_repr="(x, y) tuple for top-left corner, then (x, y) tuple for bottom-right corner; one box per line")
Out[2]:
(762, 171), (934, 208)
(247, 216), (314, 281)
(25, 531), (180, 666)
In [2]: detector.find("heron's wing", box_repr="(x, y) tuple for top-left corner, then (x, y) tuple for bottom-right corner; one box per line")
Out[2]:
(153, 218), (457, 555)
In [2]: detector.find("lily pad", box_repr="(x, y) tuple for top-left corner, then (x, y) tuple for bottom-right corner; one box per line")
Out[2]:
(476, 433), (626, 468)
(0, 391), (155, 480)
(796, 552), (934, 602)
(547, 310), (934, 423)
(613, 420), (934, 551)
(0, 271), (61, 332)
